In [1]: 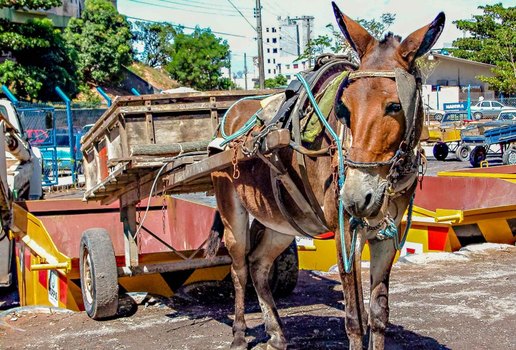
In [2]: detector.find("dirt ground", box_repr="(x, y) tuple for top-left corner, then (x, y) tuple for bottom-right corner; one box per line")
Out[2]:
(1, 244), (514, 350)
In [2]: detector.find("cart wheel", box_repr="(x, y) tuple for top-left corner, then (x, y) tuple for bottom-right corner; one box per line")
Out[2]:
(502, 148), (516, 165)
(249, 220), (298, 297)
(434, 113), (443, 122)
(80, 228), (119, 320)
(455, 144), (471, 162)
(469, 146), (487, 167)
(473, 112), (483, 120)
(433, 142), (449, 161)
(269, 240), (299, 297)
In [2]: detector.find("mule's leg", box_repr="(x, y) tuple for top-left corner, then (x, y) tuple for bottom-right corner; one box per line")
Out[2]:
(336, 226), (367, 350)
(248, 228), (293, 350)
(213, 176), (250, 350)
(367, 238), (397, 350)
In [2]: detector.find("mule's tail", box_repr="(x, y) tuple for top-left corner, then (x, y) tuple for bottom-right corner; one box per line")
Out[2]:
(203, 211), (224, 258)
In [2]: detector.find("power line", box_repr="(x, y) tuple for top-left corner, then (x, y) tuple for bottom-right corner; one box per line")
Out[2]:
(157, 0), (249, 14)
(226, 0), (256, 31)
(126, 15), (251, 38)
(128, 0), (242, 17)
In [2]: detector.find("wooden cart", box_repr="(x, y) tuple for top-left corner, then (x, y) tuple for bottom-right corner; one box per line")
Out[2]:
(79, 89), (297, 319)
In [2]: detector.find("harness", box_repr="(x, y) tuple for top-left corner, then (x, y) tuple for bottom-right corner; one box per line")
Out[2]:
(219, 56), (425, 273)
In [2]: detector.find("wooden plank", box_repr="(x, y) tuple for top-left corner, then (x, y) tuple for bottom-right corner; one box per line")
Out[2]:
(131, 140), (210, 156)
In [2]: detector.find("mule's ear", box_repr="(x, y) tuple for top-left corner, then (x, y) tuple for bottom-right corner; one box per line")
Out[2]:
(332, 1), (375, 58)
(398, 12), (445, 63)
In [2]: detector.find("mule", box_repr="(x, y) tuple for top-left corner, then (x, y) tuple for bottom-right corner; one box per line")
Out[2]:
(211, 2), (445, 349)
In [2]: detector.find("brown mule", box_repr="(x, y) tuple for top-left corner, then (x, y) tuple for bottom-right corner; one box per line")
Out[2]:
(211, 2), (445, 349)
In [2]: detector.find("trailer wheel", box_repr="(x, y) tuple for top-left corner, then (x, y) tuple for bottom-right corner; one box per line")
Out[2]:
(433, 142), (449, 161)
(269, 240), (299, 297)
(469, 146), (487, 167)
(503, 148), (516, 165)
(80, 228), (119, 320)
(455, 144), (471, 162)
(249, 220), (298, 297)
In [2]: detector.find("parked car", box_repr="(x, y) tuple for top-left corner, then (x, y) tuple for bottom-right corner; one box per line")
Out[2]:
(439, 111), (471, 128)
(40, 128), (83, 173)
(424, 103), (445, 122)
(496, 109), (516, 121)
(470, 100), (512, 119)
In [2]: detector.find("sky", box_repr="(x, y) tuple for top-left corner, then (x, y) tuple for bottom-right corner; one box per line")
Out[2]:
(118, 0), (513, 73)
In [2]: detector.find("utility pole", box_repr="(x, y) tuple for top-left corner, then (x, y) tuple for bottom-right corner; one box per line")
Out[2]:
(254, 0), (265, 89)
(244, 53), (248, 90)
(306, 17), (312, 68)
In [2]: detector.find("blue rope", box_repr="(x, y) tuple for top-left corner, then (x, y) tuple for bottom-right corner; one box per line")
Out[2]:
(220, 95), (271, 146)
(295, 73), (357, 273)
(377, 194), (415, 250)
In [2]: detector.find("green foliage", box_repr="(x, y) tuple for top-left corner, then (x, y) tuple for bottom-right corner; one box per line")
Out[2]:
(0, 18), (78, 100)
(166, 27), (231, 90)
(133, 21), (178, 68)
(0, 0), (61, 10)
(65, 0), (133, 85)
(299, 13), (396, 64)
(452, 4), (516, 94)
(264, 74), (287, 88)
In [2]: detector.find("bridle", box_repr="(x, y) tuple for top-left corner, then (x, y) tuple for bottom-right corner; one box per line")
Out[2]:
(333, 68), (425, 237)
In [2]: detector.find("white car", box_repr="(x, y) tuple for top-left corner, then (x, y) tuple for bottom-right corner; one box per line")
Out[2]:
(470, 100), (512, 119)
(424, 103), (445, 122)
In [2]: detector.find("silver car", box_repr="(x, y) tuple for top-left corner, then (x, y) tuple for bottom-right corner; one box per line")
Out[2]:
(424, 103), (445, 122)
(470, 100), (511, 119)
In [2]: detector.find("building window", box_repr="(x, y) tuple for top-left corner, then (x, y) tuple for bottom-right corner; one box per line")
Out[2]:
(266, 38), (270, 43)
(274, 69), (276, 74)
(286, 64), (290, 69)
(272, 27), (277, 33)
(266, 27), (269, 32)
(268, 69), (271, 74)
(286, 75), (291, 79)
(273, 48), (278, 53)
(267, 48), (270, 53)
(267, 59), (271, 63)
(293, 63), (299, 69)
(273, 58), (276, 64)
(272, 38), (277, 43)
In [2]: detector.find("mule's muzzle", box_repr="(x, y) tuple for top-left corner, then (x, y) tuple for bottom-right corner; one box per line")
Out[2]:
(341, 170), (386, 218)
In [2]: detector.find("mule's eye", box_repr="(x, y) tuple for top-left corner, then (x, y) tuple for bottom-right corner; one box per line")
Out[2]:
(386, 103), (402, 114)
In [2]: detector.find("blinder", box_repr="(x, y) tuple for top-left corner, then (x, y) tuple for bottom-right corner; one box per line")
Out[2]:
(334, 68), (421, 148)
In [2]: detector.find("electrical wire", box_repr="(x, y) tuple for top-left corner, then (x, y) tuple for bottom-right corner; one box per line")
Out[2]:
(128, 0), (241, 17)
(226, 0), (256, 31)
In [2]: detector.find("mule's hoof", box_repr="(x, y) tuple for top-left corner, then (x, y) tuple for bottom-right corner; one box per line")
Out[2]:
(230, 338), (247, 350)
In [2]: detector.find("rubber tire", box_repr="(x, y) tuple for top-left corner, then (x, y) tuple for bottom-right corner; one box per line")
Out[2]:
(473, 112), (483, 120)
(434, 113), (443, 122)
(502, 148), (516, 165)
(269, 240), (299, 297)
(455, 144), (471, 162)
(469, 145), (487, 168)
(433, 142), (449, 161)
(79, 228), (119, 320)
(249, 220), (299, 297)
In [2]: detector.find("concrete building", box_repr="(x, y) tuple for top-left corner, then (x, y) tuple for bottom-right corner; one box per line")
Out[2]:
(421, 52), (497, 106)
(255, 15), (313, 84)
(0, 1), (118, 28)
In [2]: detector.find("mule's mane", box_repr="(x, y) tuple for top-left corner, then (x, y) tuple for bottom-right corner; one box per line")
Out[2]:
(379, 32), (402, 45)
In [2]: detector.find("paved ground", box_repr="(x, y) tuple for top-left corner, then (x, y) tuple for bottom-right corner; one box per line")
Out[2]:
(1, 244), (515, 350)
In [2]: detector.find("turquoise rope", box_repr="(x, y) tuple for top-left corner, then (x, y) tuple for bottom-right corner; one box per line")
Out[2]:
(220, 95), (271, 146)
(295, 73), (356, 273)
(377, 194), (415, 249)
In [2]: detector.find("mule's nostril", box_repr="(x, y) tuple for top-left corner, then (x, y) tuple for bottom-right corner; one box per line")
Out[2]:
(363, 192), (373, 209)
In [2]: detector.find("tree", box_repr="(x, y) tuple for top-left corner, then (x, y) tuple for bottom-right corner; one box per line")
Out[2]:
(0, 0), (61, 9)
(166, 27), (231, 90)
(0, 1), (78, 100)
(64, 0), (133, 85)
(416, 56), (440, 85)
(299, 13), (396, 64)
(452, 4), (516, 94)
(264, 74), (287, 88)
(133, 21), (178, 68)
